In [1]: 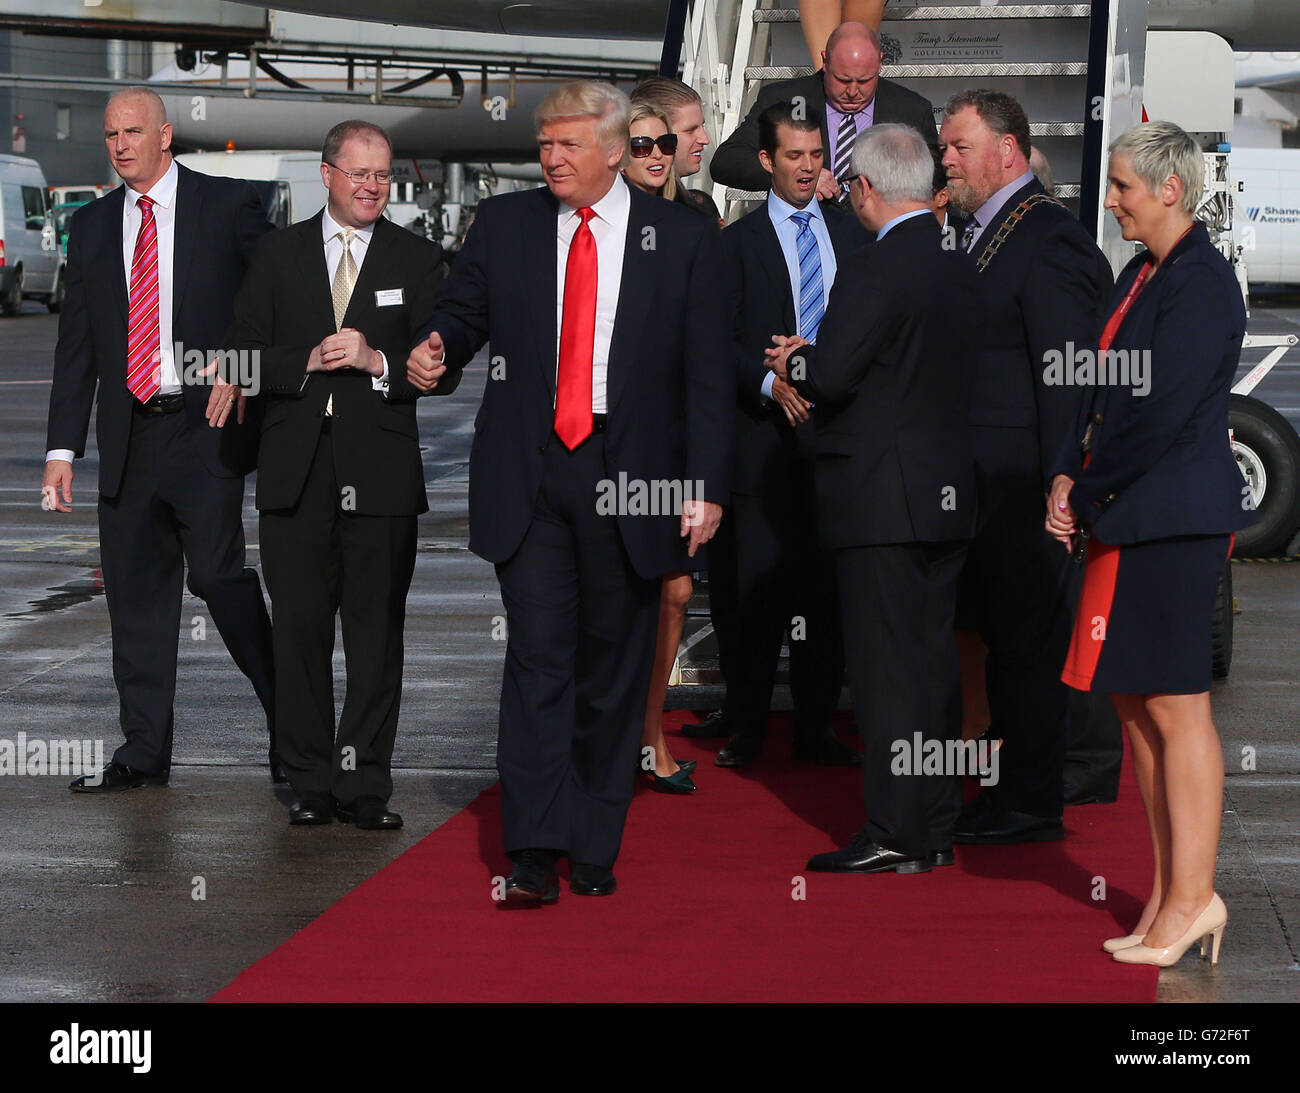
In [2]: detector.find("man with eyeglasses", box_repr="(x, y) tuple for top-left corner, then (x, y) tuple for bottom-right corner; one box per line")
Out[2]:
(711, 21), (937, 203)
(212, 119), (456, 829)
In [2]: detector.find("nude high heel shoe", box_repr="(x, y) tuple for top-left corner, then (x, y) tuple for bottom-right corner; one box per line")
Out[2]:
(1112, 894), (1227, 966)
(1101, 933), (1145, 953)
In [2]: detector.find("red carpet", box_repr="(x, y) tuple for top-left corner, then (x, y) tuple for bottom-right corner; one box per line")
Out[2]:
(213, 713), (1157, 1002)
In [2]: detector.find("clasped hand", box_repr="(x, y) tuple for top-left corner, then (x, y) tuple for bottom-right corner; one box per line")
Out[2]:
(763, 334), (813, 427)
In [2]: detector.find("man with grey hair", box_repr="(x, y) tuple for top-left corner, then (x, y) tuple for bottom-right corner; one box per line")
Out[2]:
(711, 21), (937, 199)
(43, 86), (279, 791)
(766, 122), (980, 872)
(939, 89), (1114, 842)
(407, 80), (731, 903)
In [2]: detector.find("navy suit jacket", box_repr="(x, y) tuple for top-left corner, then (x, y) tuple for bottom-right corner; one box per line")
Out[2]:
(46, 162), (273, 497)
(722, 198), (868, 495)
(1053, 223), (1257, 543)
(790, 213), (979, 548)
(417, 180), (732, 579)
(967, 178), (1114, 490)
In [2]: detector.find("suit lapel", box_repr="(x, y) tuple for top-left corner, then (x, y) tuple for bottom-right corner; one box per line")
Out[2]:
(976, 179), (1042, 260)
(172, 164), (200, 326)
(754, 209), (797, 334)
(526, 188), (560, 399)
(294, 212), (336, 331)
(106, 187), (128, 328)
(606, 185), (662, 416)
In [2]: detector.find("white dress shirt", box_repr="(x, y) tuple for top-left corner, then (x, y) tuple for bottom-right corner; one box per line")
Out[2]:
(555, 174), (630, 414)
(321, 208), (389, 391)
(47, 160), (181, 463)
(762, 190), (837, 400)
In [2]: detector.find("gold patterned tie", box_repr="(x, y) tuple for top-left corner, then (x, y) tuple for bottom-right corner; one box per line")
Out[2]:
(331, 228), (357, 330)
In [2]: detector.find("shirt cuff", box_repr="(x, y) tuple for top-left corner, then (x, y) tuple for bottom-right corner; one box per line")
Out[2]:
(371, 351), (390, 392)
(760, 370), (776, 400)
(46, 450), (75, 463)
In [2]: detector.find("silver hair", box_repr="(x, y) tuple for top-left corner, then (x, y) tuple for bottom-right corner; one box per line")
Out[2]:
(1109, 121), (1204, 215)
(850, 123), (934, 204)
(535, 80), (631, 156)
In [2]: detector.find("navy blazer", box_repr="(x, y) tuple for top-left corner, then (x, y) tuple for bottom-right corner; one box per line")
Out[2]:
(789, 213), (979, 549)
(721, 199), (869, 495)
(417, 181), (732, 579)
(1053, 223), (1256, 543)
(46, 163), (273, 497)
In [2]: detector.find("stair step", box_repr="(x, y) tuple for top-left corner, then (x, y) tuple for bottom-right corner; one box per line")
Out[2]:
(745, 61), (1088, 80)
(725, 181), (1082, 202)
(755, 4), (1091, 20)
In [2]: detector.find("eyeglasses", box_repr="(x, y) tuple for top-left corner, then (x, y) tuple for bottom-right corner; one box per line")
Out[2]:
(325, 162), (393, 184)
(629, 134), (679, 158)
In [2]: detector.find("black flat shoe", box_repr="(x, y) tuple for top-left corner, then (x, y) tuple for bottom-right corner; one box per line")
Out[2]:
(716, 734), (761, 767)
(569, 862), (617, 896)
(69, 761), (168, 793)
(807, 830), (931, 874)
(651, 768), (696, 794)
(504, 849), (560, 905)
(334, 795), (403, 830)
(289, 794), (333, 825)
(681, 710), (730, 739)
(953, 807), (1064, 845)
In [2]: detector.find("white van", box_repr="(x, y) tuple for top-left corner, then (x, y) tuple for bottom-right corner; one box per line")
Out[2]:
(175, 150), (325, 227)
(0, 154), (61, 315)
(1231, 148), (1300, 287)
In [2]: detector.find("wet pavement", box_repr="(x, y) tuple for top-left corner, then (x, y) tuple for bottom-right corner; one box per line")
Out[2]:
(0, 305), (1296, 1003)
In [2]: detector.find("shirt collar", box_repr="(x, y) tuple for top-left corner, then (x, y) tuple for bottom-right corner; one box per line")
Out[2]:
(126, 158), (179, 212)
(767, 189), (824, 227)
(877, 207), (932, 241)
(322, 207), (376, 247)
(560, 172), (630, 225)
(971, 168), (1036, 233)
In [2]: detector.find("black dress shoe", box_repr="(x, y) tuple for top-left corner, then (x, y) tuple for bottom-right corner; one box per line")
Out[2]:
(956, 791), (999, 827)
(716, 734), (762, 767)
(651, 768), (696, 794)
(504, 849), (560, 905)
(569, 861), (617, 896)
(268, 751), (288, 786)
(953, 807), (1065, 844)
(681, 710), (730, 739)
(289, 794), (333, 825)
(69, 761), (168, 793)
(792, 735), (860, 766)
(807, 830), (932, 873)
(334, 795), (403, 830)
(930, 848), (956, 867)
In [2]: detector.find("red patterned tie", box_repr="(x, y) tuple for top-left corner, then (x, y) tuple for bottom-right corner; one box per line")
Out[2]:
(125, 195), (161, 403)
(554, 207), (597, 449)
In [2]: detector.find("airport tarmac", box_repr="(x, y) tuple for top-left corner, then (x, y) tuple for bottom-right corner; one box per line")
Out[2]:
(0, 302), (1296, 1003)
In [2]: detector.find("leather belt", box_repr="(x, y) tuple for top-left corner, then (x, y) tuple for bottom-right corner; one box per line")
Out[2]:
(133, 393), (185, 416)
(591, 413), (608, 433)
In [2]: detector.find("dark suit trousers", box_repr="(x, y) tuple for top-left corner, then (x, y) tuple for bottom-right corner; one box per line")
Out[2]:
(97, 409), (274, 773)
(958, 437), (1073, 818)
(259, 424), (416, 804)
(728, 456), (843, 743)
(494, 433), (660, 867)
(836, 541), (966, 855)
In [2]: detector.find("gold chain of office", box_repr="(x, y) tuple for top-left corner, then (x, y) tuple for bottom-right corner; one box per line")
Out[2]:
(974, 193), (1066, 273)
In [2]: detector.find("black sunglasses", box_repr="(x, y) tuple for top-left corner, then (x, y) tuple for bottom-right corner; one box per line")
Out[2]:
(630, 133), (679, 158)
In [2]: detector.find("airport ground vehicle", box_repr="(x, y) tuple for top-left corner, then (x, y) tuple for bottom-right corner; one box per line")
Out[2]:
(0, 154), (60, 316)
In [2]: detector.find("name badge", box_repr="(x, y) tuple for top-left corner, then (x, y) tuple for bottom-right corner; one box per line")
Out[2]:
(375, 288), (404, 307)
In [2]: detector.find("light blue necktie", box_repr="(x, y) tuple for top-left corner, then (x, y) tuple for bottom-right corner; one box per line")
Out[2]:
(791, 211), (824, 342)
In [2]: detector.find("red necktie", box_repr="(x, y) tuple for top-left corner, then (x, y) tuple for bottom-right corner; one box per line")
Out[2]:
(125, 195), (161, 403)
(554, 207), (597, 449)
